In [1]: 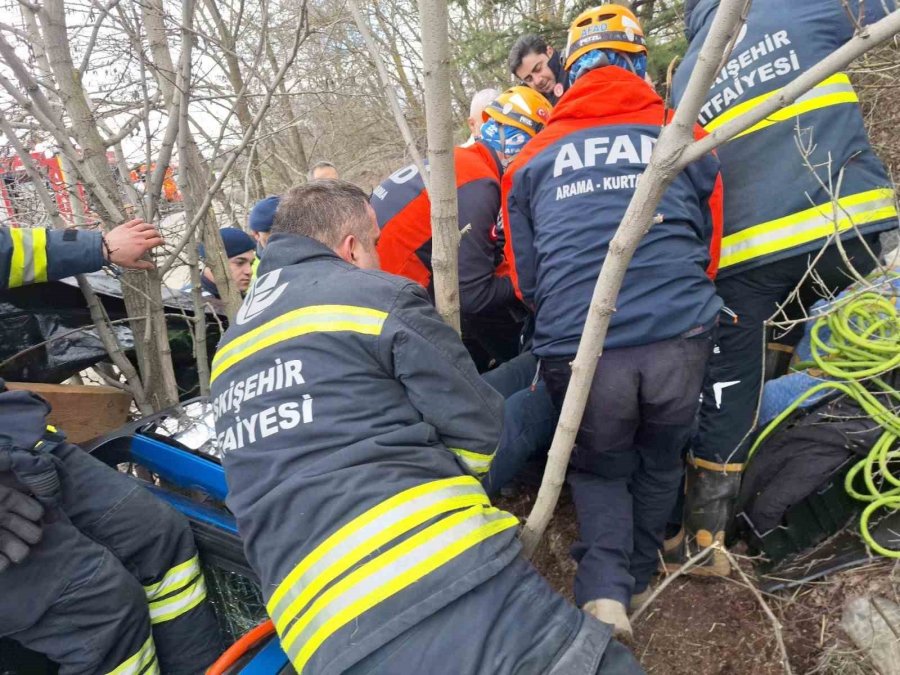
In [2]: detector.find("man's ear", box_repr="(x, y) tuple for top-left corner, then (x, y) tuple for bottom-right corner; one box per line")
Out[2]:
(334, 234), (356, 264)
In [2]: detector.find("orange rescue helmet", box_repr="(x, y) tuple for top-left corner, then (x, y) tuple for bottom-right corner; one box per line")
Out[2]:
(482, 86), (553, 138)
(564, 4), (647, 71)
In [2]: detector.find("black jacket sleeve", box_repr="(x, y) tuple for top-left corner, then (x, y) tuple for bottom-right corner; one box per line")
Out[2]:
(379, 282), (505, 475)
(456, 178), (516, 316)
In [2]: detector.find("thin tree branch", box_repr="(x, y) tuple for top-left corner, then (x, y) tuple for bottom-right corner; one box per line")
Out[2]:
(78, 0), (125, 75)
(0, 316), (147, 371)
(631, 545), (716, 623)
(721, 547), (794, 675)
(159, 5), (310, 276)
(75, 275), (151, 415)
(348, 0), (429, 188)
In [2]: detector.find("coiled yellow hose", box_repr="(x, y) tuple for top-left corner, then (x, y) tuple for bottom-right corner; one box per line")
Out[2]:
(747, 289), (900, 556)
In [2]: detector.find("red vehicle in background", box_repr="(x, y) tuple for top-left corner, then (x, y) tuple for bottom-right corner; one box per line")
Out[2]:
(0, 150), (86, 227)
(0, 150), (182, 228)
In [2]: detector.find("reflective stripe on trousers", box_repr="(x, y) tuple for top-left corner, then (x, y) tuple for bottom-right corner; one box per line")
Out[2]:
(210, 304), (388, 383)
(703, 73), (858, 140)
(719, 188), (896, 269)
(143, 554), (208, 625)
(7, 227), (48, 288)
(266, 476), (518, 673)
(105, 635), (159, 675)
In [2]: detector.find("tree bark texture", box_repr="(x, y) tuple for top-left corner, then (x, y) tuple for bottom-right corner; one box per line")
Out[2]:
(141, 0), (246, 322)
(417, 0), (461, 332)
(349, 0), (429, 188)
(36, 0), (179, 411)
(202, 0), (267, 200)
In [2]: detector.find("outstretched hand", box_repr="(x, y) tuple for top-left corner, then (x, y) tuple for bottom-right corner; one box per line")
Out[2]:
(103, 219), (165, 270)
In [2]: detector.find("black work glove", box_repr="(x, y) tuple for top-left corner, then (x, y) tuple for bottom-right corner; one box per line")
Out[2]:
(0, 381), (62, 509)
(0, 482), (43, 573)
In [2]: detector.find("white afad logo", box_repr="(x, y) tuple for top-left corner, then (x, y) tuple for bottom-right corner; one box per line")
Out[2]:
(236, 268), (288, 325)
(712, 380), (740, 409)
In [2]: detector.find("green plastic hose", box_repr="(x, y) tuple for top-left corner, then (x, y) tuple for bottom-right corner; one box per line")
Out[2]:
(746, 287), (900, 556)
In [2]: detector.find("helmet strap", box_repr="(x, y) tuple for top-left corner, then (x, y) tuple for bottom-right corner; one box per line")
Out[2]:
(497, 125), (513, 168)
(621, 52), (637, 75)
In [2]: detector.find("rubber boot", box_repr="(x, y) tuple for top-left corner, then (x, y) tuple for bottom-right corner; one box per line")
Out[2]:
(661, 529), (684, 566)
(583, 599), (633, 642)
(662, 458), (743, 577)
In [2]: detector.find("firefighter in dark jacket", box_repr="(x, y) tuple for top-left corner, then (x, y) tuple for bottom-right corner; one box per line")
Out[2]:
(503, 5), (723, 639)
(371, 86), (552, 368)
(0, 221), (222, 674)
(670, 0), (899, 576)
(211, 180), (642, 675)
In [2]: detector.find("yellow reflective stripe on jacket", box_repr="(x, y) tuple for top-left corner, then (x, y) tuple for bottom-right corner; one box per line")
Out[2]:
(281, 505), (518, 672)
(31, 228), (47, 284)
(704, 73), (858, 140)
(210, 304), (388, 384)
(106, 635), (158, 675)
(7, 227), (49, 288)
(266, 476), (487, 629)
(720, 188), (897, 269)
(449, 447), (494, 475)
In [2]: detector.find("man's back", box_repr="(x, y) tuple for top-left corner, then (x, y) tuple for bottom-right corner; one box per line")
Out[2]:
(371, 144), (514, 316)
(211, 233), (519, 673)
(674, 0), (898, 276)
(503, 67), (722, 358)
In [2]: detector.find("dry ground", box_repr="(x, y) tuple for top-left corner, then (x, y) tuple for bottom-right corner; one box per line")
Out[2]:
(498, 489), (896, 675)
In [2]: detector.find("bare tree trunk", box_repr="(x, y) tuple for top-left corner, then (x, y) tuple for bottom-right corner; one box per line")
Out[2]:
(417, 0), (461, 332)
(157, 4), (309, 278)
(520, 1), (900, 556)
(140, 0), (245, 321)
(0, 109), (151, 412)
(201, 0), (267, 200)
(35, 0), (179, 411)
(265, 40), (309, 179)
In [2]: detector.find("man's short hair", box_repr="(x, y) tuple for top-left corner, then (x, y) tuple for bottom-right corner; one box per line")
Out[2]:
(273, 180), (373, 250)
(509, 34), (549, 76)
(308, 161), (338, 181)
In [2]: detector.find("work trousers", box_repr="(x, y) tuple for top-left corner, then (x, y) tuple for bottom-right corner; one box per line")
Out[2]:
(482, 352), (557, 497)
(0, 442), (223, 675)
(542, 333), (712, 606)
(693, 234), (881, 464)
(462, 309), (525, 371)
(346, 556), (643, 674)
